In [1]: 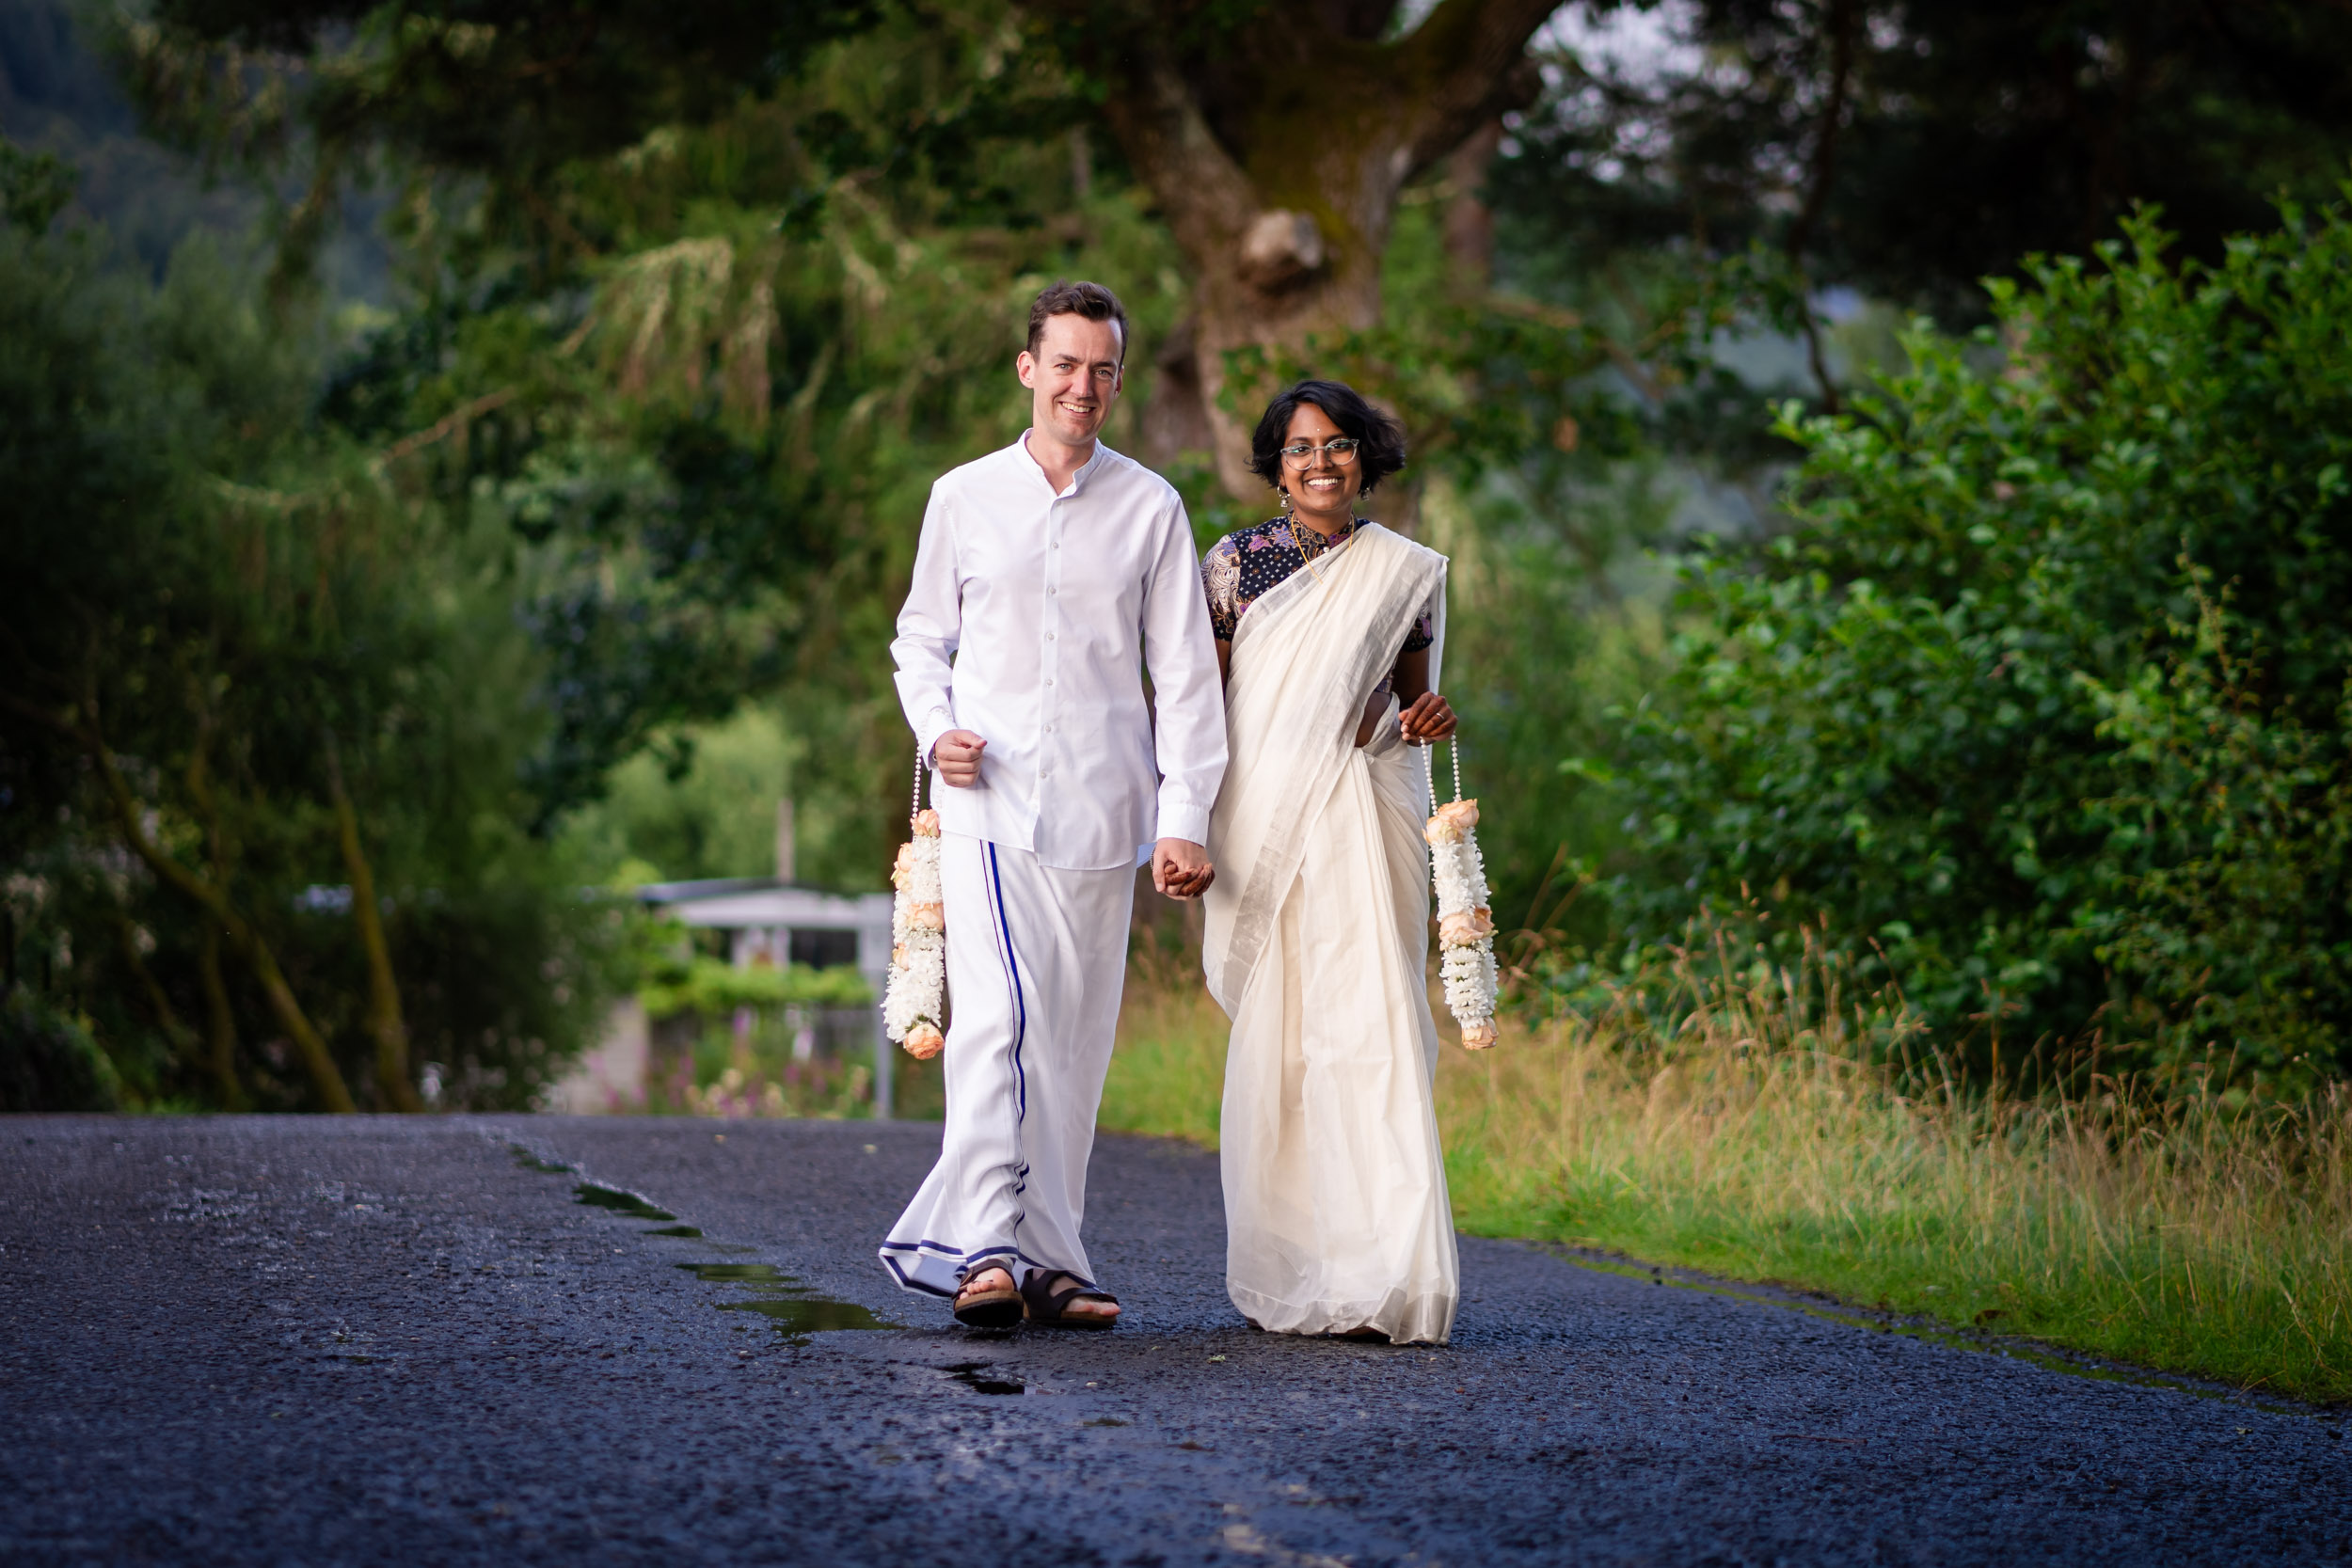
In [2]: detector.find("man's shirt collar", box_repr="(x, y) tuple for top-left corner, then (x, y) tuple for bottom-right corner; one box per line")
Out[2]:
(1017, 429), (1108, 499)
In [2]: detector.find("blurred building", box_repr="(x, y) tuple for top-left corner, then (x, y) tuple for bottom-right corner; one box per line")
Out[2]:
(546, 800), (899, 1117)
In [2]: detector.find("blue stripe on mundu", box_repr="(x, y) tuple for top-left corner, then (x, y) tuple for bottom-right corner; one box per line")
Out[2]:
(987, 841), (1034, 1206)
(881, 1243), (1071, 1298)
(878, 1252), (954, 1297)
(878, 1241), (1089, 1297)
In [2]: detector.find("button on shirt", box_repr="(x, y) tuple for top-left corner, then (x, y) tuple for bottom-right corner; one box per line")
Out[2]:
(891, 434), (1229, 871)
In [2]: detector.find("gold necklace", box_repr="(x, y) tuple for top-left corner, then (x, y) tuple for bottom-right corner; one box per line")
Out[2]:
(1285, 513), (1352, 587)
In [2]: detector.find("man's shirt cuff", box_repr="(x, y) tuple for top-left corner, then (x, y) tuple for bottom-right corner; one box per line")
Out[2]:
(915, 708), (957, 767)
(1154, 797), (1211, 847)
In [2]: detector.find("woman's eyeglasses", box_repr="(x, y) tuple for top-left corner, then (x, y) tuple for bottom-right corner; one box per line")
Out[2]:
(1279, 437), (1361, 467)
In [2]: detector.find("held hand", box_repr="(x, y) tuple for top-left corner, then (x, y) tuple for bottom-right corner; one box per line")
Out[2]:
(1399, 691), (1456, 745)
(932, 730), (987, 788)
(1152, 837), (1215, 899)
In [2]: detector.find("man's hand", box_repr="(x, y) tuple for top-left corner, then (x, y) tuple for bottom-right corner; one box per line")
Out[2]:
(1152, 837), (1214, 899)
(933, 730), (987, 788)
(1399, 691), (1456, 745)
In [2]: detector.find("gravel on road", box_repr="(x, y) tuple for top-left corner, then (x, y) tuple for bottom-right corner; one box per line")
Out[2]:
(2, 1115), (2344, 1566)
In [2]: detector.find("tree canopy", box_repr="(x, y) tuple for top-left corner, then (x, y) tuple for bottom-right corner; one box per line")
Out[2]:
(0, 150), (612, 1112)
(1498, 1), (2352, 324)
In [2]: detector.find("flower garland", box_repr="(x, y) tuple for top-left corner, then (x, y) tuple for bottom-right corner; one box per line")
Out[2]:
(1424, 744), (1499, 1050)
(884, 758), (946, 1059)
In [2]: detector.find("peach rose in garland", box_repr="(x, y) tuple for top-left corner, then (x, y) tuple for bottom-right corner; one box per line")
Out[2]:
(1438, 907), (1495, 946)
(1423, 798), (1481, 846)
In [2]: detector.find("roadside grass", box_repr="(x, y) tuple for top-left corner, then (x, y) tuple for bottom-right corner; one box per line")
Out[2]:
(1096, 966), (1226, 1148)
(1101, 937), (2352, 1406)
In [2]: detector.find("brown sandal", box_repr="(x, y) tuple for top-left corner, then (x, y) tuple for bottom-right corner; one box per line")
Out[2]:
(1019, 1270), (1120, 1330)
(953, 1263), (1022, 1328)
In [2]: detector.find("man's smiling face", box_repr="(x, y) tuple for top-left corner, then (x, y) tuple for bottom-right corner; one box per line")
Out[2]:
(1018, 311), (1124, 450)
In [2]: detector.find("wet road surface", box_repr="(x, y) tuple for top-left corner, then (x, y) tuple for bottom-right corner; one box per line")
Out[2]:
(2, 1116), (2345, 1565)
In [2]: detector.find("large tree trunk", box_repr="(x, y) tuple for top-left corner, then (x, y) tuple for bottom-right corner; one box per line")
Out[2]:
(1443, 119), (1507, 293)
(1067, 0), (1555, 499)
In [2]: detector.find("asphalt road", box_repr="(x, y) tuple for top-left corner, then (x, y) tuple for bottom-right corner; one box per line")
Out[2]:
(2, 1116), (2345, 1567)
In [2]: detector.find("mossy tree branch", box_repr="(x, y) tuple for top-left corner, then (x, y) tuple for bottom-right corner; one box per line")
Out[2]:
(196, 924), (249, 1112)
(324, 729), (420, 1112)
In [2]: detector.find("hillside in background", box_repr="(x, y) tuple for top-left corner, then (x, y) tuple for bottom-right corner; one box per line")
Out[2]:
(0, 0), (384, 293)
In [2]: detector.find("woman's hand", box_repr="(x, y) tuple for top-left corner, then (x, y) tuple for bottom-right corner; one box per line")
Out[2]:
(1398, 691), (1455, 744)
(1152, 837), (1215, 898)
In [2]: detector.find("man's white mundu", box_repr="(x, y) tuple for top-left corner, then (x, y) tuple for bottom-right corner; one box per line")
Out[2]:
(880, 436), (1225, 1300)
(1203, 522), (1459, 1344)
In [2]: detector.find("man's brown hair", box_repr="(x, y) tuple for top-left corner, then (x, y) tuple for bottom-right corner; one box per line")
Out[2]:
(1025, 279), (1128, 364)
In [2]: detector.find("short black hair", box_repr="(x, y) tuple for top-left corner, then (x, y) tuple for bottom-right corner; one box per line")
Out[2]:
(1247, 379), (1407, 496)
(1026, 279), (1128, 364)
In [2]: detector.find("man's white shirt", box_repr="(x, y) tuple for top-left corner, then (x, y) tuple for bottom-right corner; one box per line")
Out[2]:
(891, 433), (1229, 872)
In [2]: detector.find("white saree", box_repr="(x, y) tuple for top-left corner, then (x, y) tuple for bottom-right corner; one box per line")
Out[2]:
(1203, 522), (1459, 1344)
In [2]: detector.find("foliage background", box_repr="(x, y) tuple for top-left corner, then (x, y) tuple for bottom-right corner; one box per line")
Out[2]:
(1606, 212), (2352, 1086)
(4, 0), (2351, 1108)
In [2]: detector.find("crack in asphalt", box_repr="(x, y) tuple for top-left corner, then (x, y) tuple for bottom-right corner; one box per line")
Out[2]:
(1, 1116), (2344, 1565)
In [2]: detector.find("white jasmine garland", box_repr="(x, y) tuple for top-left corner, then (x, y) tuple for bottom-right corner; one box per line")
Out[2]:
(1425, 797), (1499, 1049)
(883, 808), (946, 1058)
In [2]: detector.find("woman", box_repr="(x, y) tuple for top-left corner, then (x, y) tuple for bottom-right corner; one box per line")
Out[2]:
(1200, 379), (1460, 1345)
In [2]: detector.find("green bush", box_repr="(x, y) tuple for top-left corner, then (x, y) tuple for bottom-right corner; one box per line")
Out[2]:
(0, 989), (117, 1113)
(1615, 206), (2352, 1084)
(637, 956), (873, 1020)
(2084, 579), (2352, 1084)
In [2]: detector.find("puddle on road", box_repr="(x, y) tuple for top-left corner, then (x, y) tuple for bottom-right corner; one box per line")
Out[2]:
(503, 1137), (898, 1346)
(675, 1260), (898, 1340)
(676, 1263), (794, 1285)
(506, 1146), (671, 1225)
(573, 1183), (677, 1223)
(723, 1297), (898, 1335)
(942, 1361), (1026, 1395)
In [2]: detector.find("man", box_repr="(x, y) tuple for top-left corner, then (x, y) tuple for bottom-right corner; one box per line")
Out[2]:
(879, 280), (1227, 1328)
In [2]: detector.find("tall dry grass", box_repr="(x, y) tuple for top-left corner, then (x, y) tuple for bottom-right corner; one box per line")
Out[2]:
(1103, 933), (2352, 1403)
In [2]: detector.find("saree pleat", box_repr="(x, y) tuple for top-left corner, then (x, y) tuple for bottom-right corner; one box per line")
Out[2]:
(1203, 524), (1458, 1344)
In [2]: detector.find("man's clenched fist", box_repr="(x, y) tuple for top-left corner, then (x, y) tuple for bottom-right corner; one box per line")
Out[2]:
(933, 730), (987, 788)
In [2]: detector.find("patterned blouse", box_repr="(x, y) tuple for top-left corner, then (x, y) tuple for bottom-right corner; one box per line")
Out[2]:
(1201, 516), (1437, 656)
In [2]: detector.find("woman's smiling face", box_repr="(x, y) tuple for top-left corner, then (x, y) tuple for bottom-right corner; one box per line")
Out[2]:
(1281, 401), (1362, 527)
